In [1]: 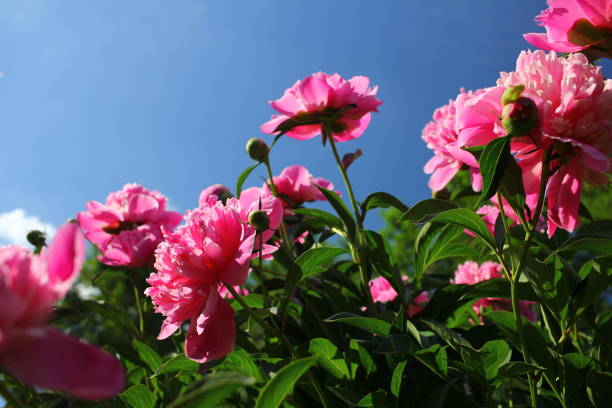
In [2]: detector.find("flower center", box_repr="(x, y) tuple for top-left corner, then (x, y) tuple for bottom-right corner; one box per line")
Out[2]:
(103, 220), (143, 234)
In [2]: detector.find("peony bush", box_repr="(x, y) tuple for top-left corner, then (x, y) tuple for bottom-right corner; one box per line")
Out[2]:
(0, 1), (610, 407)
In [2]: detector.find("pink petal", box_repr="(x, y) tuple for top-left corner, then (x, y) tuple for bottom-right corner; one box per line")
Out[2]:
(297, 75), (331, 111)
(45, 222), (85, 299)
(0, 326), (124, 400)
(270, 89), (304, 116)
(128, 193), (160, 223)
(523, 33), (586, 52)
(260, 115), (289, 134)
(184, 290), (235, 363)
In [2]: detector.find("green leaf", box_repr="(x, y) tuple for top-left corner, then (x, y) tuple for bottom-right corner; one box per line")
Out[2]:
(421, 319), (472, 352)
(390, 360), (407, 397)
(361, 192), (408, 214)
(478, 137), (511, 203)
(254, 356), (319, 408)
(120, 384), (157, 408)
(309, 338), (349, 379)
(357, 390), (389, 407)
(465, 279), (539, 302)
(292, 208), (342, 230)
(428, 208), (495, 248)
(497, 362), (541, 379)
(216, 349), (265, 383)
(350, 339), (377, 375)
(325, 313), (391, 336)
(484, 311), (520, 347)
(236, 163), (261, 196)
(555, 235), (612, 256)
(499, 154), (526, 214)
(151, 354), (199, 378)
(587, 369), (612, 408)
(297, 247), (348, 281)
(479, 340), (512, 381)
(168, 372), (256, 408)
(413, 344), (448, 378)
(132, 340), (162, 372)
(417, 284), (471, 322)
(316, 186), (357, 241)
(398, 199), (457, 223)
(374, 334), (420, 354)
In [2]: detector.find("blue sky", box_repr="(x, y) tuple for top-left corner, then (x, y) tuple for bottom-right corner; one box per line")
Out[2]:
(0, 0), (610, 242)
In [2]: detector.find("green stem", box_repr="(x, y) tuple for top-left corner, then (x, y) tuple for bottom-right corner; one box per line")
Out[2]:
(510, 147), (552, 408)
(0, 380), (25, 408)
(129, 272), (145, 336)
(323, 125), (376, 313)
(263, 158), (293, 253)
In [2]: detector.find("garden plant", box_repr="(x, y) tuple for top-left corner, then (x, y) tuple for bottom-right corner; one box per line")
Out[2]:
(0, 1), (611, 407)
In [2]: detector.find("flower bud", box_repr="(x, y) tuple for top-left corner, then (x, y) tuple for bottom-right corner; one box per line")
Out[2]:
(27, 230), (47, 252)
(501, 96), (538, 137)
(248, 210), (270, 233)
(246, 138), (269, 162)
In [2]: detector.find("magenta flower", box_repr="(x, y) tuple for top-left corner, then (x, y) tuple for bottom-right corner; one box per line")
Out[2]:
(452, 261), (536, 322)
(0, 223), (124, 400)
(524, 0), (612, 57)
(263, 165), (335, 208)
(78, 184), (182, 267)
(368, 276), (429, 317)
(146, 191), (282, 362)
(369, 276), (398, 303)
(261, 72), (382, 142)
(422, 91), (485, 192)
(456, 51), (611, 235)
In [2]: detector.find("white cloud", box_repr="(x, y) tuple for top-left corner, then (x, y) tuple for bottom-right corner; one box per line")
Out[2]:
(0, 209), (55, 246)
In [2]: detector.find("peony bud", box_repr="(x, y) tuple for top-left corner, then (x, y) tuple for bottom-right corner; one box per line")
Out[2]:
(248, 210), (270, 233)
(246, 138), (269, 162)
(501, 96), (538, 137)
(26, 230), (47, 253)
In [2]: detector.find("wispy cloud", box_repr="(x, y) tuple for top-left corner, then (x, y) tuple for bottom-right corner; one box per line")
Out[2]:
(0, 208), (55, 246)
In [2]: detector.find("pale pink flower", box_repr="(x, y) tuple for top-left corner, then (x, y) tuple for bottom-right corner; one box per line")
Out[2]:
(422, 91), (484, 192)
(263, 165), (335, 208)
(457, 51), (612, 235)
(0, 223), (124, 400)
(452, 261), (536, 322)
(146, 191), (282, 362)
(261, 72), (382, 142)
(78, 184), (182, 267)
(524, 0), (612, 56)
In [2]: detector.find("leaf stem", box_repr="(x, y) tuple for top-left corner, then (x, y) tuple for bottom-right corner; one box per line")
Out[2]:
(323, 125), (376, 313)
(128, 271), (145, 336)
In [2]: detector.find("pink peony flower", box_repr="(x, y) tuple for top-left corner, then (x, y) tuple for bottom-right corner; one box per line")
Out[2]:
(78, 184), (182, 268)
(457, 51), (612, 235)
(422, 91), (485, 192)
(0, 223), (124, 400)
(146, 191), (282, 362)
(261, 72), (382, 142)
(524, 0), (612, 57)
(263, 165), (335, 208)
(452, 261), (536, 322)
(368, 276), (429, 316)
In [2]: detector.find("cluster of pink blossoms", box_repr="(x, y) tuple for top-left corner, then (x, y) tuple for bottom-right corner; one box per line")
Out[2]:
(145, 188), (282, 362)
(261, 72), (382, 142)
(452, 261), (537, 322)
(423, 50), (611, 235)
(263, 165), (335, 209)
(368, 276), (429, 317)
(0, 223), (124, 400)
(524, 0), (612, 58)
(78, 184), (182, 267)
